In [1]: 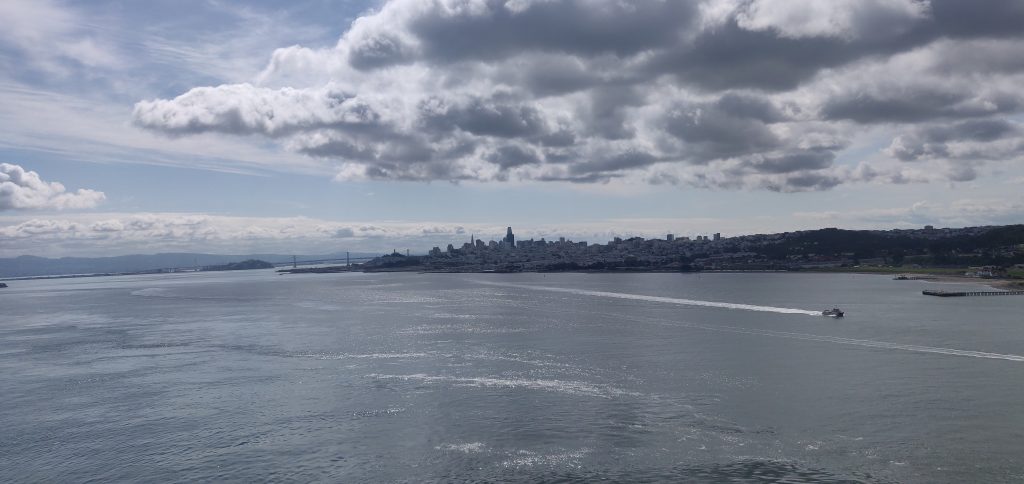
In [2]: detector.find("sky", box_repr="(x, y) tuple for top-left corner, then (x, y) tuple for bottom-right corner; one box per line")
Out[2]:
(2, 0), (1023, 257)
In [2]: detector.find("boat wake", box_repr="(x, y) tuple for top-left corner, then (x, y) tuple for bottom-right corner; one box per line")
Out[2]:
(367, 373), (641, 398)
(667, 321), (1024, 362)
(480, 282), (1024, 362)
(479, 282), (821, 316)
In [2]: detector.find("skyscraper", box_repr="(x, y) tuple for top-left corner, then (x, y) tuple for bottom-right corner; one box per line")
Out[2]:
(504, 227), (515, 248)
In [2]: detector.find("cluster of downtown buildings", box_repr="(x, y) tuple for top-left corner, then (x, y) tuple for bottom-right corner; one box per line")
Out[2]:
(371, 227), (730, 272)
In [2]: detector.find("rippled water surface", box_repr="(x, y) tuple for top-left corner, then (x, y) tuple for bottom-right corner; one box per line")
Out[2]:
(2, 271), (1024, 482)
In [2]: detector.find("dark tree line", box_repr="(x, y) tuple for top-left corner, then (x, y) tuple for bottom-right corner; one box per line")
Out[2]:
(755, 226), (1024, 266)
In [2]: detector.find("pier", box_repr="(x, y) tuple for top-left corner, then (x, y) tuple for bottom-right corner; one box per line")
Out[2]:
(922, 289), (1024, 297)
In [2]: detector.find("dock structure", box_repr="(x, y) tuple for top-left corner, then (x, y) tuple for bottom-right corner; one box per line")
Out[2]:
(923, 289), (1024, 297)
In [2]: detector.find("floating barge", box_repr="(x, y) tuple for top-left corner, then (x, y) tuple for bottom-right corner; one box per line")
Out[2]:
(922, 289), (1024, 297)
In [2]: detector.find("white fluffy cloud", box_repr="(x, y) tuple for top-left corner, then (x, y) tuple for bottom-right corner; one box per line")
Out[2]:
(132, 0), (1024, 191)
(0, 163), (105, 211)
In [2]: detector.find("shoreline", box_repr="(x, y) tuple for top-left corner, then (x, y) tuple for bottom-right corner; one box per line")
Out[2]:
(278, 265), (1024, 291)
(4, 265), (1020, 293)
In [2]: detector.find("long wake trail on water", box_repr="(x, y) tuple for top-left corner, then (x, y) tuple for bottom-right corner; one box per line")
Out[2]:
(478, 282), (822, 316)
(481, 281), (1024, 362)
(661, 319), (1024, 362)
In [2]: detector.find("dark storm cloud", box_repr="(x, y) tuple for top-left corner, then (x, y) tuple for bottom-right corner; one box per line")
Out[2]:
(927, 0), (1024, 39)
(296, 137), (378, 160)
(928, 39), (1024, 75)
(579, 85), (645, 140)
(822, 89), (1021, 124)
(945, 163), (978, 182)
(298, 132), (477, 166)
(134, 0), (1024, 191)
(889, 119), (1024, 162)
(744, 150), (836, 175)
(361, 159), (478, 182)
(418, 96), (550, 138)
(569, 151), (659, 177)
(396, 0), (699, 65)
(769, 172), (843, 192)
(485, 145), (542, 169)
(921, 119), (1019, 143)
(714, 93), (787, 123)
(663, 100), (781, 160)
(514, 55), (599, 97)
(536, 128), (576, 148)
(647, 0), (1024, 93)
(536, 172), (621, 184)
(348, 32), (416, 70)
(649, 22), (856, 92)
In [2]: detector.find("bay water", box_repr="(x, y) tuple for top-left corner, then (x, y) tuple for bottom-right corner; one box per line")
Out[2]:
(2, 271), (1023, 482)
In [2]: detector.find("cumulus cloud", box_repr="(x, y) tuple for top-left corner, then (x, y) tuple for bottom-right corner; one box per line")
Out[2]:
(133, 83), (386, 137)
(0, 163), (105, 211)
(888, 119), (1024, 162)
(133, 0), (1024, 191)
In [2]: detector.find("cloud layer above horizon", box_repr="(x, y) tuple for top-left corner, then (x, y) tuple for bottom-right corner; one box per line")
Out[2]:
(131, 0), (1024, 192)
(3, 196), (1023, 257)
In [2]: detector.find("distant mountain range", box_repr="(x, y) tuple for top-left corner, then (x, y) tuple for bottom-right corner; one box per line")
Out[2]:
(0, 252), (382, 278)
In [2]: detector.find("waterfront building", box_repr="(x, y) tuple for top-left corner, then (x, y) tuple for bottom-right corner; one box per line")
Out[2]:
(504, 227), (516, 248)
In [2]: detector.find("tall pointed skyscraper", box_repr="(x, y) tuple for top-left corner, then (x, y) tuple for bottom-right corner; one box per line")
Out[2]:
(504, 227), (515, 248)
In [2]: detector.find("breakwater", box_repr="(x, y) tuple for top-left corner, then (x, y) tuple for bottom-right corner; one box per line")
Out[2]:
(922, 289), (1024, 297)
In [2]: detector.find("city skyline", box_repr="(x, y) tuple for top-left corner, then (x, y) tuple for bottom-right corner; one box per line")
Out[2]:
(2, 0), (1024, 258)
(363, 222), (1023, 275)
